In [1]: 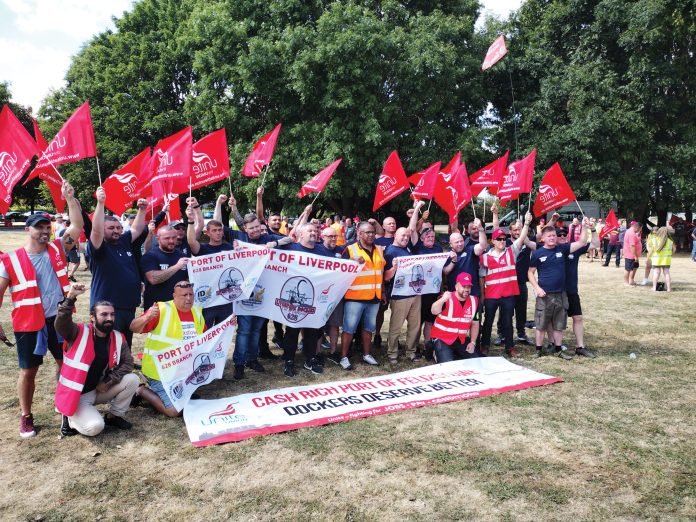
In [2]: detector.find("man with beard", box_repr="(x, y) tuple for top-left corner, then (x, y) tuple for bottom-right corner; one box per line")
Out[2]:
(88, 187), (148, 349)
(0, 181), (83, 438)
(141, 225), (190, 310)
(55, 283), (138, 437)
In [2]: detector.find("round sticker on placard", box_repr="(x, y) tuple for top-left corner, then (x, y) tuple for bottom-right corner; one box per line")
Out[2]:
(275, 276), (316, 323)
(217, 267), (244, 301)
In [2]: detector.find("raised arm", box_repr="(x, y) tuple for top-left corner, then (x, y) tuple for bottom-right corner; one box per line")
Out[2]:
(228, 193), (244, 228)
(407, 201), (424, 245)
(369, 219), (385, 237)
(213, 194), (227, 224)
(473, 218), (487, 256)
(513, 213), (533, 251)
(491, 202), (500, 230)
(256, 186), (265, 223)
(569, 218), (588, 253)
(90, 186), (106, 249)
(186, 206), (201, 255)
(129, 199), (149, 242)
(130, 304), (160, 334)
(60, 181), (83, 251)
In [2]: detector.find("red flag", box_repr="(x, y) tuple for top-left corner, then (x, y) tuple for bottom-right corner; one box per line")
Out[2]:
(498, 149), (536, 204)
(41, 169), (67, 214)
(242, 123), (281, 177)
(600, 208), (620, 240)
(297, 158), (342, 198)
(470, 151), (508, 196)
(191, 129), (230, 190)
(0, 105), (39, 197)
(372, 151), (410, 212)
(23, 119), (62, 185)
(0, 186), (12, 214)
(146, 191), (181, 225)
(410, 161), (441, 200)
(407, 171), (424, 186)
(25, 101), (97, 182)
(136, 150), (155, 198)
(454, 164), (473, 214)
(433, 161), (469, 223)
(150, 127), (192, 195)
(532, 163), (576, 217)
(482, 35), (508, 71)
(100, 148), (151, 215)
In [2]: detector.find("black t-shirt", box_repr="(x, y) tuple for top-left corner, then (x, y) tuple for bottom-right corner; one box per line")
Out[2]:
(222, 227), (284, 245)
(83, 334), (109, 394)
(196, 242), (233, 256)
(88, 232), (142, 309)
(141, 247), (189, 309)
(529, 244), (571, 293)
(278, 242), (333, 258)
(446, 240), (482, 297)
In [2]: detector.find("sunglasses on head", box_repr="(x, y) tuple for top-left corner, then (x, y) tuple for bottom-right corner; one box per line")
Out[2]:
(175, 283), (195, 289)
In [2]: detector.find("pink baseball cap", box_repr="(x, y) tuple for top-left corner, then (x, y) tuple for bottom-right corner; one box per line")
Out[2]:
(456, 273), (473, 287)
(492, 228), (507, 240)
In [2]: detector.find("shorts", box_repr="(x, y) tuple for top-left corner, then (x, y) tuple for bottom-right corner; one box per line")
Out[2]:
(342, 300), (380, 334)
(66, 248), (80, 263)
(534, 292), (567, 331)
(420, 293), (438, 324)
(145, 376), (174, 409)
(625, 258), (639, 271)
(566, 292), (582, 317)
(326, 299), (345, 328)
(15, 316), (64, 369)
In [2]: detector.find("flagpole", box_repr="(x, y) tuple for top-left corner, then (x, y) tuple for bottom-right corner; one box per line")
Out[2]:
(509, 69), (518, 158)
(471, 200), (477, 220)
(575, 200), (586, 219)
(95, 155), (103, 186)
(39, 151), (65, 182)
(426, 198), (433, 212)
(259, 164), (270, 187)
(310, 192), (321, 207)
(483, 197), (486, 225)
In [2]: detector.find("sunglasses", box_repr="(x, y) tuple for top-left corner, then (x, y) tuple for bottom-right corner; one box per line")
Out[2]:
(493, 237), (507, 242)
(175, 283), (195, 289)
(557, 233), (567, 238)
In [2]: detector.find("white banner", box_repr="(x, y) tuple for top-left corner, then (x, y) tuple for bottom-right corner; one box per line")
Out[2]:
(184, 357), (562, 446)
(391, 252), (449, 296)
(151, 314), (236, 412)
(235, 249), (360, 328)
(188, 242), (271, 308)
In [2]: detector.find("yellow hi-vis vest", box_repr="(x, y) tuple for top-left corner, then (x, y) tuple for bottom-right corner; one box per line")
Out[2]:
(142, 301), (205, 380)
(344, 243), (386, 300)
(650, 238), (673, 266)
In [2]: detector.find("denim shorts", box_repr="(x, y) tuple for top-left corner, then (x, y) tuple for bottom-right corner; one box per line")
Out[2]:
(146, 376), (173, 409)
(342, 300), (380, 334)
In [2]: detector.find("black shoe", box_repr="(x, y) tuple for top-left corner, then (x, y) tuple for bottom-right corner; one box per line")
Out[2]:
(60, 415), (78, 437)
(314, 353), (325, 367)
(68, 275), (78, 283)
(552, 346), (573, 360)
(327, 352), (342, 365)
(424, 340), (435, 361)
(233, 364), (245, 380)
(516, 335), (533, 346)
(372, 334), (382, 349)
(284, 360), (296, 377)
(245, 360), (265, 372)
(412, 351), (423, 361)
(259, 346), (279, 360)
(534, 349), (545, 358)
(104, 414), (132, 430)
(525, 320), (536, 329)
(303, 358), (324, 374)
(575, 347), (596, 358)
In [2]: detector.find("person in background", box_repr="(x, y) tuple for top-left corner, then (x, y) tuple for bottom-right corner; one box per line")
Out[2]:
(622, 220), (642, 287)
(648, 227), (675, 292)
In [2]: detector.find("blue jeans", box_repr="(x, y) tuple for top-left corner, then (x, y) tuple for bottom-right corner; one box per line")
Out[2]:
(342, 301), (380, 334)
(605, 244), (621, 266)
(233, 315), (266, 365)
(691, 240), (696, 260)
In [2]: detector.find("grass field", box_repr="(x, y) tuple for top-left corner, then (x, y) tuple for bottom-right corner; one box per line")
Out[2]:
(0, 230), (694, 521)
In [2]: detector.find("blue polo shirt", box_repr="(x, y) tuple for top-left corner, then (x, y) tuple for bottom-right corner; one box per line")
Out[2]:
(446, 240), (482, 297)
(529, 243), (571, 293)
(375, 236), (393, 248)
(141, 247), (189, 309)
(413, 240), (444, 256)
(278, 242), (333, 258)
(222, 226), (284, 246)
(565, 243), (589, 294)
(323, 244), (345, 258)
(88, 232), (142, 309)
(196, 242), (233, 256)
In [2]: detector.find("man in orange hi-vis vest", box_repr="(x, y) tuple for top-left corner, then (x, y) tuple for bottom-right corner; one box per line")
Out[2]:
(0, 181), (83, 439)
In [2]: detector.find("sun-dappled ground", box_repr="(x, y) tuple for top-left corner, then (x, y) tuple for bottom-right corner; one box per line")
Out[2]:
(0, 230), (695, 521)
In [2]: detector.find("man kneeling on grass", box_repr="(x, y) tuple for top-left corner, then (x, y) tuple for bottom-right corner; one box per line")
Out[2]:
(55, 283), (139, 437)
(430, 273), (481, 362)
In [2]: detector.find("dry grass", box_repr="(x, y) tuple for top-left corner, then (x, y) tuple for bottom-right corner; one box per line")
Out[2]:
(0, 229), (694, 521)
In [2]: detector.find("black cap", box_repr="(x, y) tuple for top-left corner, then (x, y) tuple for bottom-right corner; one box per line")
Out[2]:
(25, 213), (52, 227)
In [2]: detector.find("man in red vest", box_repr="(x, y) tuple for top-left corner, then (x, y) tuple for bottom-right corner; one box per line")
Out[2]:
(0, 181), (83, 438)
(430, 272), (481, 362)
(54, 283), (138, 437)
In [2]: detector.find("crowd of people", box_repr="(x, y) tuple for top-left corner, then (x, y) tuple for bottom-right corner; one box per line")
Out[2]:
(0, 181), (684, 439)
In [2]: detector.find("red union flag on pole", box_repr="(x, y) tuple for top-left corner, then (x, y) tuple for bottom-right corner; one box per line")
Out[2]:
(150, 127), (193, 195)
(297, 158), (342, 198)
(191, 129), (230, 191)
(101, 148), (151, 215)
(242, 123), (281, 177)
(532, 163), (576, 217)
(0, 105), (39, 199)
(25, 101), (97, 182)
(470, 151), (508, 197)
(599, 208), (620, 240)
(482, 35), (508, 71)
(454, 164), (473, 213)
(410, 161), (441, 200)
(434, 163), (471, 224)
(26, 118), (66, 212)
(372, 151), (410, 212)
(497, 149), (536, 204)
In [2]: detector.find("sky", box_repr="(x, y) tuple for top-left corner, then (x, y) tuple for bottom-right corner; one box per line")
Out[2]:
(0, 0), (522, 114)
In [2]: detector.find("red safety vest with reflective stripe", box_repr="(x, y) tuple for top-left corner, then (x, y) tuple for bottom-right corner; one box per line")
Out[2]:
(0, 240), (70, 332)
(55, 324), (125, 416)
(481, 247), (519, 299)
(431, 294), (478, 344)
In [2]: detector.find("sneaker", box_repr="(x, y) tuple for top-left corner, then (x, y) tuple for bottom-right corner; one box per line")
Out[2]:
(104, 414), (132, 430)
(19, 413), (36, 438)
(412, 351), (423, 361)
(575, 347), (596, 358)
(505, 347), (521, 358)
(60, 415), (77, 437)
(554, 347), (573, 360)
(340, 357), (353, 370)
(388, 357), (398, 364)
(321, 340), (331, 350)
(68, 275), (78, 283)
(327, 352), (342, 365)
(245, 360), (265, 372)
(233, 364), (245, 380)
(303, 358), (324, 374)
(284, 361), (296, 377)
(516, 335), (533, 346)
(494, 336), (504, 346)
(362, 354), (379, 366)
(314, 353), (325, 367)
(639, 278), (650, 286)
(525, 320), (536, 329)
(372, 334), (382, 349)
(534, 349), (545, 358)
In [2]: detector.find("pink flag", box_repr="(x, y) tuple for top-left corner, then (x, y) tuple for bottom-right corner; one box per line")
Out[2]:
(497, 149), (536, 204)
(150, 127), (193, 195)
(372, 151), (410, 212)
(242, 123), (281, 177)
(297, 158), (342, 198)
(410, 161), (442, 200)
(0, 105), (40, 198)
(100, 148), (151, 215)
(470, 151), (508, 197)
(191, 129), (230, 190)
(482, 35), (508, 70)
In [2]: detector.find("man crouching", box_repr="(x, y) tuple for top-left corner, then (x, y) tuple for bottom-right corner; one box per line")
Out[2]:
(55, 283), (139, 436)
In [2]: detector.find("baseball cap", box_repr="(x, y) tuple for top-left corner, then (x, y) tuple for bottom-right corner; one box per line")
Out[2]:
(456, 272), (473, 287)
(26, 213), (52, 227)
(630, 220), (638, 226)
(492, 228), (507, 240)
(169, 220), (185, 229)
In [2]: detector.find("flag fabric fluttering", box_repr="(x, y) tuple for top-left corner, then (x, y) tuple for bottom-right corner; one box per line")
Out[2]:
(498, 149), (536, 205)
(532, 162), (576, 217)
(599, 208), (620, 240)
(410, 161), (442, 200)
(482, 35), (508, 71)
(242, 124), (281, 177)
(100, 148), (151, 215)
(470, 151), (509, 197)
(0, 105), (40, 213)
(190, 129), (230, 191)
(372, 151), (410, 212)
(150, 127), (193, 195)
(297, 158), (342, 198)
(27, 119), (66, 212)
